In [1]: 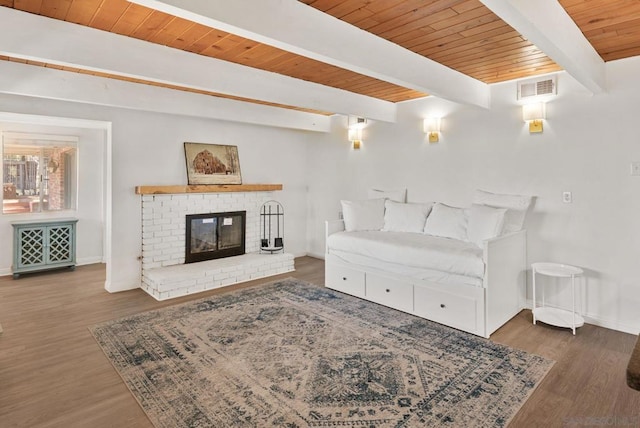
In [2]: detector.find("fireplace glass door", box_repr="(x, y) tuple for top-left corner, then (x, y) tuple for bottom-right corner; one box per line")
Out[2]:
(185, 211), (245, 263)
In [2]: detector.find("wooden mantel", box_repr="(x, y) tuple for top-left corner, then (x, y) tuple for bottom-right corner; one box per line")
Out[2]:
(135, 184), (282, 195)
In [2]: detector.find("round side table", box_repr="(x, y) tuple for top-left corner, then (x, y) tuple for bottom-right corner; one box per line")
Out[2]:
(532, 262), (584, 335)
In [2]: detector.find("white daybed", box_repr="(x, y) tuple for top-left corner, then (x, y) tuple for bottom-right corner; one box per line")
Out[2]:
(324, 190), (531, 338)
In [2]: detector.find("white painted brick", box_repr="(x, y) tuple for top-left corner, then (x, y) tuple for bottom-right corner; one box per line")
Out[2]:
(221, 277), (235, 286)
(142, 187), (291, 298)
(197, 277), (212, 285)
(217, 272), (232, 280)
(236, 273), (250, 282)
(163, 250), (182, 259)
(148, 262), (162, 270)
(187, 284), (205, 294)
(162, 224), (179, 232)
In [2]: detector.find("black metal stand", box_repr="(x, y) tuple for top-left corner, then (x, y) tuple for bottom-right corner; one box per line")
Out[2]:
(260, 201), (284, 254)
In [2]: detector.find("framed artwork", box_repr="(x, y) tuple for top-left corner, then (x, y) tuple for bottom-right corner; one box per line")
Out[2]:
(184, 142), (242, 185)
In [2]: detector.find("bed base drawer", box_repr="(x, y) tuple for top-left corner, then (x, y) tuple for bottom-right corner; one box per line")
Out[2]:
(366, 274), (413, 313)
(414, 285), (479, 333)
(326, 263), (366, 298)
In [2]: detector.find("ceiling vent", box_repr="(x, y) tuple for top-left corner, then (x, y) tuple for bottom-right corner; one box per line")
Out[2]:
(517, 76), (557, 100)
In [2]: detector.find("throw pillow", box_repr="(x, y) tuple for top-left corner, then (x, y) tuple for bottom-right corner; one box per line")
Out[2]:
(467, 204), (507, 247)
(382, 200), (434, 233)
(367, 188), (407, 203)
(473, 189), (532, 234)
(341, 198), (386, 232)
(423, 203), (468, 241)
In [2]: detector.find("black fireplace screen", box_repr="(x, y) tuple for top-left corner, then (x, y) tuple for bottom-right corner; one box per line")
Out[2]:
(185, 211), (246, 263)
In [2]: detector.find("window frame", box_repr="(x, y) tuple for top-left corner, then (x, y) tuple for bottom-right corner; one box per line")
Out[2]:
(2, 132), (79, 216)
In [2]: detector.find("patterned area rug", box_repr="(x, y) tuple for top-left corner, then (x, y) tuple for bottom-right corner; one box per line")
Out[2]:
(91, 278), (553, 427)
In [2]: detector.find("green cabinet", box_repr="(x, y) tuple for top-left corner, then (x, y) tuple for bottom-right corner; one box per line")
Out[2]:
(11, 218), (78, 278)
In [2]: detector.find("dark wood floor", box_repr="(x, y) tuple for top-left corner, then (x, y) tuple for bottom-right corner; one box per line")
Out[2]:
(0, 257), (638, 427)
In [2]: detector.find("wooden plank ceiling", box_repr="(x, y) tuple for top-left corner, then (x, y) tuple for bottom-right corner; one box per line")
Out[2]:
(558, 0), (640, 62)
(1, 0), (638, 113)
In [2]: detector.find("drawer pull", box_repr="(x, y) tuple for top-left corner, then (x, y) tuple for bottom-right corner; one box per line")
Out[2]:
(385, 289), (390, 293)
(440, 303), (446, 309)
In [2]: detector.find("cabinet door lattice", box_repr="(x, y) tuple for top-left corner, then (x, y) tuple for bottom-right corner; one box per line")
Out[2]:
(17, 227), (46, 268)
(47, 225), (73, 264)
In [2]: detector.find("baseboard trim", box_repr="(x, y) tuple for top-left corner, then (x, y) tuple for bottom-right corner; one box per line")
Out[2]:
(306, 251), (325, 260)
(0, 259), (104, 277)
(77, 256), (103, 266)
(523, 299), (639, 335)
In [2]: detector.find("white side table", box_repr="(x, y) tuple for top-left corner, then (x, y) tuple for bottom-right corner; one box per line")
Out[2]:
(532, 262), (584, 335)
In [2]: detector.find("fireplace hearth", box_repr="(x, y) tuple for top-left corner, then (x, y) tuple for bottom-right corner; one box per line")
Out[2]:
(185, 211), (246, 263)
(139, 190), (294, 300)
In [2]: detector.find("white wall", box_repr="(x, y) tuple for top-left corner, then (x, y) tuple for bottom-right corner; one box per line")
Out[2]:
(2, 55), (639, 334)
(306, 57), (640, 334)
(0, 119), (105, 274)
(0, 94), (314, 291)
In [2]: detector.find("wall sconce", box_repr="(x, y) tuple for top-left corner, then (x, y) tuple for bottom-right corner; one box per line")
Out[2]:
(348, 127), (362, 150)
(523, 102), (546, 133)
(423, 117), (441, 143)
(348, 116), (366, 150)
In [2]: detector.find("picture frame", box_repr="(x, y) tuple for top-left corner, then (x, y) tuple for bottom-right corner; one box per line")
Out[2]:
(183, 142), (242, 185)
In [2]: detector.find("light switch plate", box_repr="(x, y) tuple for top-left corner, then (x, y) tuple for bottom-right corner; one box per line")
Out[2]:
(562, 191), (572, 203)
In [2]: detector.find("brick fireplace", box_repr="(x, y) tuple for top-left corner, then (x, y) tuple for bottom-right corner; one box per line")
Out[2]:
(137, 185), (294, 300)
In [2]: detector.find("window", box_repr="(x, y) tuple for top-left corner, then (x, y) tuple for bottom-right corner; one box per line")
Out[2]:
(2, 132), (78, 214)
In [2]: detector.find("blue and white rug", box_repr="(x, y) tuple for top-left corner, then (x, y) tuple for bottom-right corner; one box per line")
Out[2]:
(91, 278), (553, 427)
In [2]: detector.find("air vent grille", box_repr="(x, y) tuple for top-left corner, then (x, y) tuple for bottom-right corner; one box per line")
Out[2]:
(517, 76), (557, 100)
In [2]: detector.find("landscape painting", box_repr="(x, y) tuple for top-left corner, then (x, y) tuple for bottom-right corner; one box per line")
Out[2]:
(184, 142), (242, 185)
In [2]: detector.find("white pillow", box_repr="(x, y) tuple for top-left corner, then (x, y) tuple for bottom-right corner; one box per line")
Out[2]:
(367, 188), (407, 203)
(341, 198), (385, 232)
(423, 203), (468, 241)
(382, 200), (433, 233)
(473, 189), (532, 234)
(467, 204), (507, 247)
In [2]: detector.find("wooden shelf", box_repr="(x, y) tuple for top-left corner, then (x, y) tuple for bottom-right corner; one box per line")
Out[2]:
(135, 184), (282, 195)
